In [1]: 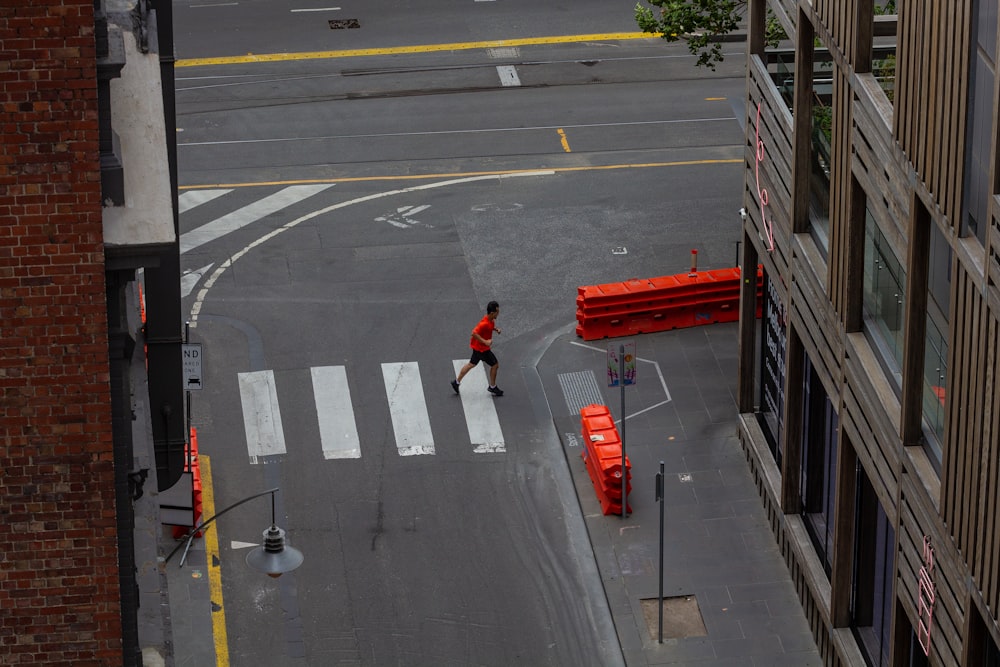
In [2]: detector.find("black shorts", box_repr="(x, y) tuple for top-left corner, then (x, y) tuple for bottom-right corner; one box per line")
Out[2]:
(469, 349), (498, 367)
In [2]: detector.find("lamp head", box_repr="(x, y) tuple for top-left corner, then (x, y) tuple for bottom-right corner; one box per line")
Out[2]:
(245, 525), (304, 578)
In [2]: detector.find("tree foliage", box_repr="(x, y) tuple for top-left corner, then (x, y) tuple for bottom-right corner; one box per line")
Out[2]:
(634, 0), (746, 70)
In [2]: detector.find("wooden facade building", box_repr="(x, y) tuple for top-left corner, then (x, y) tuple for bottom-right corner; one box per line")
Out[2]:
(737, 0), (1000, 665)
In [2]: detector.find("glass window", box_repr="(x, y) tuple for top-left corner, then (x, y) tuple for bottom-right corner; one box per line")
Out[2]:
(809, 49), (834, 252)
(851, 466), (896, 667)
(757, 271), (787, 465)
(921, 222), (950, 467)
(921, 316), (946, 462)
(962, 0), (998, 243)
(872, 2), (897, 104)
(800, 356), (838, 576)
(862, 210), (906, 391)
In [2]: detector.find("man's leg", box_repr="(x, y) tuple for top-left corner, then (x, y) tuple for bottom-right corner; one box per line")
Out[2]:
(456, 361), (476, 383)
(488, 361), (498, 387)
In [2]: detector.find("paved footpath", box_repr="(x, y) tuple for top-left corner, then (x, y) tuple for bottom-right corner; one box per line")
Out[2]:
(537, 322), (821, 666)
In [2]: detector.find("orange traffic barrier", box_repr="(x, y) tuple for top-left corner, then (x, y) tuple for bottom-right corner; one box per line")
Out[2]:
(580, 404), (632, 516)
(575, 265), (764, 341)
(171, 427), (204, 539)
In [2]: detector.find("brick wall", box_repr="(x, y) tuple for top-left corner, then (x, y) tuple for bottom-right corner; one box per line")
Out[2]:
(0, 1), (122, 664)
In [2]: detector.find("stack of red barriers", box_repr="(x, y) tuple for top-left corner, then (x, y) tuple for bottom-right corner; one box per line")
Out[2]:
(171, 427), (204, 539)
(580, 404), (632, 516)
(575, 266), (763, 341)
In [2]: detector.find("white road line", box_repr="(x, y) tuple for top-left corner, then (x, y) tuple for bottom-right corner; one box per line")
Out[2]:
(291, 6), (341, 11)
(496, 65), (521, 87)
(238, 370), (287, 464)
(381, 362), (435, 456)
(179, 183), (334, 254)
(311, 366), (361, 459)
(187, 172), (553, 328)
(178, 188), (233, 214)
(453, 360), (505, 453)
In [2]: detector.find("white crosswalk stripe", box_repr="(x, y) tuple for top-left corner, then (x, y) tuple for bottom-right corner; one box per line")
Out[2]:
(238, 370), (287, 464)
(180, 184), (334, 254)
(381, 361), (436, 456)
(453, 360), (505, 453)
(237, 361), (506, 463)
(178, 188), (233, 214)
(311, 366), (361, 459)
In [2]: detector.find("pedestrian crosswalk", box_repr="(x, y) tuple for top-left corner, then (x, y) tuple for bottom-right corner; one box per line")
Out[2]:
(238, 360), (506, 464)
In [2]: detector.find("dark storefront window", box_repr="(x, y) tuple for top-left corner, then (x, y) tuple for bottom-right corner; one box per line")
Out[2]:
(851, 466), (896, 667)
(961, 0), (997, 244)
(799, 356), (838, 576)
(809, 48), (834, 253)
(758, 271), (787, 465)
(862, 210), (906, 391)
(921, 223), (951, 468)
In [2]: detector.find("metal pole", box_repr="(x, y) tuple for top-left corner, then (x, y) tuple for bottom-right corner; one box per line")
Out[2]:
(658, 460), (665, 643)
(620, 343), (626, 519)
(184, 321), (191, 461)
(166, 487), (280, 566)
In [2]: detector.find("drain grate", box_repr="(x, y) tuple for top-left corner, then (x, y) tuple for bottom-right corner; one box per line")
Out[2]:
(329, 19), (360, 29)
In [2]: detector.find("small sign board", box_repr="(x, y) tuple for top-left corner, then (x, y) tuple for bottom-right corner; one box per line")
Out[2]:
(607, 342), (636, 387)
(182, 343), (203, 391)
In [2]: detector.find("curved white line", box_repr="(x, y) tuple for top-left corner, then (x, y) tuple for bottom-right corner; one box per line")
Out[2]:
(188, 171), (554, 327)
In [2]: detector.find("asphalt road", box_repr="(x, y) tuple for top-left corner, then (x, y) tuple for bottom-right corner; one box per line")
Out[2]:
(174, 3), (747, 664)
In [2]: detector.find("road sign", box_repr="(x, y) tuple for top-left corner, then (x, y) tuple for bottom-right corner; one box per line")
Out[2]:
(182, 343), (203, 391)
(607, 342), (636, 387)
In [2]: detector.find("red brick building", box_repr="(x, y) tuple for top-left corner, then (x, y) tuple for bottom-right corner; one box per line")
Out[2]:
(1, 1), (182, 664)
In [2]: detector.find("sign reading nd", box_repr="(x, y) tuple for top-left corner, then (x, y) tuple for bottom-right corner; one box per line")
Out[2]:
(182, 343), (203, 391)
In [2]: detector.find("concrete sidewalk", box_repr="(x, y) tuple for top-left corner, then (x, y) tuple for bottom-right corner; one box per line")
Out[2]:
(538, 322), (821, 666)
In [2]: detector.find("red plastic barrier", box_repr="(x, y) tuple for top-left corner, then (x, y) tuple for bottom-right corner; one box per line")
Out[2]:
(580, 404), (632, 516)
(172, 427), (204, 539)
(575, 265), (764, 341)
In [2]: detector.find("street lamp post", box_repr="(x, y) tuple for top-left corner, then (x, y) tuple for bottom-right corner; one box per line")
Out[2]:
(165, 487), (303, 577)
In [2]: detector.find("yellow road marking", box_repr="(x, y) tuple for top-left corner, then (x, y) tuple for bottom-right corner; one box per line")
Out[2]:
(705, 97), (727, 101)
(201, 455), (230, 666)
(557, 128), (571, 153)
(179, 159), (741, 190)
(176, 32), (659, 67)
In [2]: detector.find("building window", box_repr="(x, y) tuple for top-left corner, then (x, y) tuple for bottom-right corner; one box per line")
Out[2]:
(921, 222), (951, 467)
(809, 47), (834, 253)
(871, 2), (897, 104)
(851, 466), (896, 667)
(921, 315), (946, 462)
(968, 594), (1000, 666)
(758, 270), (786, 465)
(961, 0), (997, 244)
(799, 355), (838, 576)
(862, 210), (906, 391)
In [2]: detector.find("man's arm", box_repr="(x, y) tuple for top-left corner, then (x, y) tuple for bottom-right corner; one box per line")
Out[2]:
(471, 329), (492, 348)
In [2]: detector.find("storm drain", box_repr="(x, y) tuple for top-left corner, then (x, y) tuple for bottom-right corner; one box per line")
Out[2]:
(329, 18), (360, 29)
(640, 595), (708, 640)
(486, 46), (519, 59)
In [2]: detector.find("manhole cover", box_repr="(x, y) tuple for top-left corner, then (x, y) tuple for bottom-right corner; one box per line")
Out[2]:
(329, 19), (360, 29)
(640, 595), (708, 640)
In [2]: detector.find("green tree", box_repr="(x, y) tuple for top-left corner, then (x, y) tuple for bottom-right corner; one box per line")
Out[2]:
(634, 0), (746, 70)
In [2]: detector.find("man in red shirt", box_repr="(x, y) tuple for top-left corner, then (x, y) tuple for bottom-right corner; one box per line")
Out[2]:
(452, 301), (503, 396)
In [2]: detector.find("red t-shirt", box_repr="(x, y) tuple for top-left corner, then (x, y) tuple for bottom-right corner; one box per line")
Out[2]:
(470, 316), (495, 352)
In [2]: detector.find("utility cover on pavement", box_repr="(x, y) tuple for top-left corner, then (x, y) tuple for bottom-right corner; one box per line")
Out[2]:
(640, 595), (708, 640)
